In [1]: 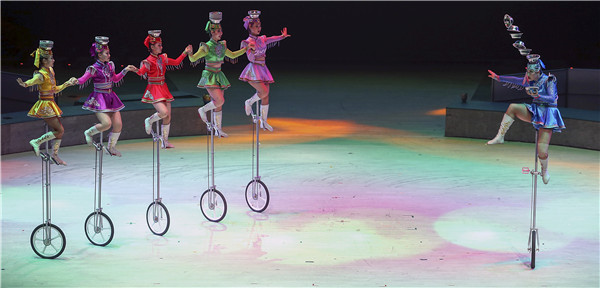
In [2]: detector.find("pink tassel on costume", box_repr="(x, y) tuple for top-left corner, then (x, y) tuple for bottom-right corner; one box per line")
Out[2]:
(266, 41), (280, 50)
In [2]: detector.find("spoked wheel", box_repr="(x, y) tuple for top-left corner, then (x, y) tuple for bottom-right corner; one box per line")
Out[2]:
(30, 223), (66, 259)
(200, 189), (227, 222)
(530, 230), (537, 269)
(146, 202), (170, 236)
(245, 179), (270, 213)
(84, 212), (114, 246)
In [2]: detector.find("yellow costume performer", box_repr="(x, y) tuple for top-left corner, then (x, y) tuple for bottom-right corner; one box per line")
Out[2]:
(17, 40), (77, 165)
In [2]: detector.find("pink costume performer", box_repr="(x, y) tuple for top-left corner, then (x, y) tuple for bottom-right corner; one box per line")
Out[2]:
(240, 10), (291, 131)
(78, 36), (137, 156)
(16, 40), (77, 165)
(136, 30), (192, 148)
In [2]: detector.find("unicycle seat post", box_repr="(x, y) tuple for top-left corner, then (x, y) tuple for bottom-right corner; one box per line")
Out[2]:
(42, 123), (52, 225)
(244, 100), (270, 213)
(199, 109), (228, 222)
(153, 120), (162, 201)
(527, 128), (541, 269)
(94, 130), (104, 211)
(145, 119), (171, 236)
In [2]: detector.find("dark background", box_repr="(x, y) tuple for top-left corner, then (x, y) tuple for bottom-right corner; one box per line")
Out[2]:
(2, 1), (599, 73)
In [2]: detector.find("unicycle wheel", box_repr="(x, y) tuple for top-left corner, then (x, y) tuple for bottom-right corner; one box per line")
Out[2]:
(84, 212), (114, 246)
(245, 179), (270, 213)
(200, 189), (227, 222)
(146, 202), (170, 236)
(30, 223), (66, 259)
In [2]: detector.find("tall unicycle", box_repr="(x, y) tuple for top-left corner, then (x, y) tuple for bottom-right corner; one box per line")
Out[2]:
(30, 124), (66, 259)
(84, 130), (115, 246)
(146, 121), (170, 235)
(200, 110), (227, 222)
(245, 100), (270, 212)
(525, 129), (541, 269)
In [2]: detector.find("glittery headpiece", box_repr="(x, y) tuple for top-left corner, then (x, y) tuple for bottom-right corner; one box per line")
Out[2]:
(205, 11), (223, 34)
(30, 40), (53, 68)
(90, 36), (109, 57)
(243, 10), (261, 30)
(526, 54), (545, 72)
(144, 30), (162, 49)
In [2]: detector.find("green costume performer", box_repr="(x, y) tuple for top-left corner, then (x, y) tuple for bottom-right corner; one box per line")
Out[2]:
(193, 11), (250, 138)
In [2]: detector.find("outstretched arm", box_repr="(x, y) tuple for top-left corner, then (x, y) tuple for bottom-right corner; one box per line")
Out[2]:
(136, 60), (150, 76)
(56, 77), (78, 92)
(189, 44), (208, 63)
(77, 66), (95, 85)
(17, 73), (44, 88)
(265, 27), (291, 45)
(225, 46), (249, 59)
(167, 45), (193, 66)
(489, 70), (527, 87)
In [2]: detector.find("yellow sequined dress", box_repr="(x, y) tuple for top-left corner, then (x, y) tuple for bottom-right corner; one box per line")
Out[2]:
(25, 67), (68, 118)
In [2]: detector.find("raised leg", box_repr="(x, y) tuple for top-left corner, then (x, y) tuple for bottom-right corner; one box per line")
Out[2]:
(30, 132), (55, 157)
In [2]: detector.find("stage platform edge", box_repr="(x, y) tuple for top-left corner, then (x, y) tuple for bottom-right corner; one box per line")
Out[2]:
(445, 101), (600, 151)
(1, 98), (208, 155)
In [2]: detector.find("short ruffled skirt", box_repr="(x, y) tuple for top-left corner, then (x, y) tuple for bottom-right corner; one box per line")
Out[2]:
(239, 63), (274, 83)
(28, 99), (62, 118)
(525, 102), (566, 132)
(197, 69), (230, 90)
(141, 84), (175, 103)
(82, 92), (125, 112)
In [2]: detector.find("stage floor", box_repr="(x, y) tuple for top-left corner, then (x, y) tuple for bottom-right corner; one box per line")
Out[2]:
(2, 67), (599, 287)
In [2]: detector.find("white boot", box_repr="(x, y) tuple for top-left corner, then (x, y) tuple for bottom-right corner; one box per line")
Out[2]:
(161, 124), (175, 149)
(198, 101), (217, 124)
(29, 132), (56, 157)
(245, 93), (260, 116)
(144, 112), (161, 135)
(107, 132), (122, 157)
(260, 104), (273, 132)
(84, 126), (100, 146)
(540, 157), (550, 184)
(487, 114), (514, 145)
(213, 111), (228, 138)
(51, 139), (67, 165)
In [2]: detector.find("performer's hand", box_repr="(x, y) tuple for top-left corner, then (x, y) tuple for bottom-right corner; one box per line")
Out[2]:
(16, 78), (27, 87)
(281, 27), (291, 38)
(247, 42), (256, 51)
(67, 77), (78, 86)
(487, 70), (499, 81)
(184, 44), (193, 55)
(125, 65), (137, 72)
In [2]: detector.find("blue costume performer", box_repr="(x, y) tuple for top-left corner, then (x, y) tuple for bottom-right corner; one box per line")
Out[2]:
(487, 53), (565, 184)
(486, 14), (566, 185)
